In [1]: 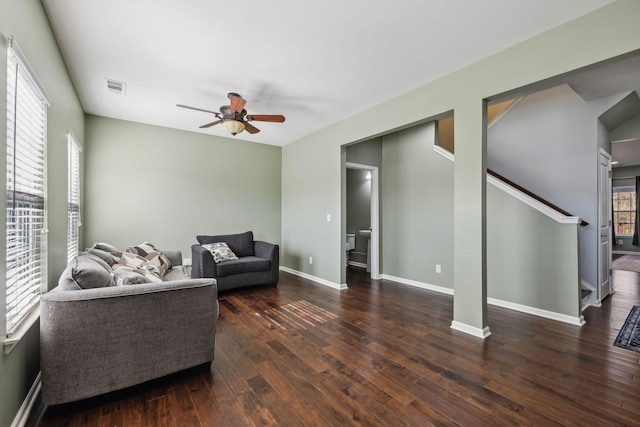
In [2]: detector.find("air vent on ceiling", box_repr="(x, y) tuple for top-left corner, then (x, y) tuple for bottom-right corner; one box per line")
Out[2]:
(105, 78), (126, 96)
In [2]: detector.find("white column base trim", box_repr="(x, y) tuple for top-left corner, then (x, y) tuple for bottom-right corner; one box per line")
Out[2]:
(280, 266), (348, 290)
(450, 321), (492, 339)
(381, 274), (454, 295)
(11, 372), (41, 427)
(488, 297), (585, 326)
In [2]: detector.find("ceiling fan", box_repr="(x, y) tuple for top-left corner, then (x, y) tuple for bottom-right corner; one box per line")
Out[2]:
(177, 92), (285, 136)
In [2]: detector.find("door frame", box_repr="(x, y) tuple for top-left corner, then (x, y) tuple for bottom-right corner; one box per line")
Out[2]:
(346, 162), (380, 279)
(597, 148), (613, 303)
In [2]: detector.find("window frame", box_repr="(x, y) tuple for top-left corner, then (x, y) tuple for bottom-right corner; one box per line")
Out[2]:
(613, 186), (636, 237)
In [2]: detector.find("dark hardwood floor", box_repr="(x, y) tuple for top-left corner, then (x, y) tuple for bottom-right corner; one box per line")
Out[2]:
(28, 267), (640, 426)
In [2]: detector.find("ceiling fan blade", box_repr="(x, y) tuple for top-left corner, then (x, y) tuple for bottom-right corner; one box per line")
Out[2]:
(243, 122), (260, 134)
(199, 119), (222, 128)
(177, 104), (220, 115)
(246, 114), (285, 123)
(229, 94), (247, 114)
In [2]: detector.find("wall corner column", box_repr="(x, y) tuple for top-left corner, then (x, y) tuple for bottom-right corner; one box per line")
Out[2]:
(451, 99), (491, 339)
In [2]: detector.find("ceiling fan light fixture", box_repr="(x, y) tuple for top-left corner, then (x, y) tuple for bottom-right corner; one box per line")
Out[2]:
(222, 119), (245, 135)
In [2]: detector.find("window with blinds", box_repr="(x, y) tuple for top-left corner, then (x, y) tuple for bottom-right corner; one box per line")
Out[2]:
(5, 39), (49, 335)
(67, 133), (81, 264)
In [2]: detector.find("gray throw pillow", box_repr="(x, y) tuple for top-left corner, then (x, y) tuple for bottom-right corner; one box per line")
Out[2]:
(86, 248), (118, 266)
(92, 242), (120, 253)
(70, 254), (115, 289)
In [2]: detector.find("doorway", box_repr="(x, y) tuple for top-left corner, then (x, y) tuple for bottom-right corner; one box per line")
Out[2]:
(346, 162), (380, 279)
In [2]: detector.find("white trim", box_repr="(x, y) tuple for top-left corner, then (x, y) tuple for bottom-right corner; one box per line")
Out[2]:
(346, 162), (380, 279)
(488, 175), (581, 224)
(347, 260), (367, 269)
(10, 372), (41, 427)
(450, 321), (492, 339)
(488, 297), (585, 326)
(381, 273), (585, 327)
(4, 306), (40, 354)
(581, 279), (596, 292)
(431, 146), (582, 226)
(433, 145), (455, 162)
(280, 266), (348, 290)
(381, 274), (454, 295)
(581, 279), (600, 309)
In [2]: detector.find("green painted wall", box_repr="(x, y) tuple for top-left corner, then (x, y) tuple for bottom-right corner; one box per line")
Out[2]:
(346, 138), (383, 167)
(488, 85), (603, 290)
(381, 122), (454, 288)
(84, 115), (281, 257)
(281, 1), (640, 331)
(0, 1), (85, 425)
(487, 184), (581, 317)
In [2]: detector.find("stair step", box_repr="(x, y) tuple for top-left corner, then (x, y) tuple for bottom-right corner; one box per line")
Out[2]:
(581, 289), (592, 299)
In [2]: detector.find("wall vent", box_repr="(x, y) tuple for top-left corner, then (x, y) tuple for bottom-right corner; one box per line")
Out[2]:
(105, 78), (126, 95)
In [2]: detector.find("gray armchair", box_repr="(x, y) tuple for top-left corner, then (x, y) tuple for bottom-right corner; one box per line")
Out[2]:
(191, 231), (279, 292)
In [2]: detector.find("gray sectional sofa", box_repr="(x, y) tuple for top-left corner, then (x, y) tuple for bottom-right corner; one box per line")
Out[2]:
(191, 231), (279, 291)
(40, 246), (218, 405)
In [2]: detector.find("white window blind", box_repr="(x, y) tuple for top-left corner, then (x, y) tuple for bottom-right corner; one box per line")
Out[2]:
(5, 38), (49, 335)
(67, 132), (81, 264)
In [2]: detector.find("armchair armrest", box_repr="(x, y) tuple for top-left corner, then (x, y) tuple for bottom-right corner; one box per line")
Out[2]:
(191, 244), (217, 278)
(254, 241), (277, 260)
(254, 241), (279, 284)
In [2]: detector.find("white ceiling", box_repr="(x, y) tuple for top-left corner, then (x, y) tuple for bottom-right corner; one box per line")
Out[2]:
(41, 0), (614, 146)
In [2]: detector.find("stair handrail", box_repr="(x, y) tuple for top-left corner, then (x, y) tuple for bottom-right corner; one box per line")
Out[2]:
(487, 169), (588, 227)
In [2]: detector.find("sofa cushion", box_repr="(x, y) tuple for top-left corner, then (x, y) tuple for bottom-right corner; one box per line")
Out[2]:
(203, 242), (238, 263)
(63, 253), (115, 289)
(216, 256), (271, 277)
(126, 241), (172, 274)
(113, 252), (164, 283)
(112, 266), (152, 286)
(196, 231), (254, 257)
(91, 242), (120, 253)
(86, 248), (119, 266)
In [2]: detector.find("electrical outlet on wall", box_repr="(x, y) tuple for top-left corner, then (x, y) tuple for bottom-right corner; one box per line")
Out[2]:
(435, 264), (441, 274)
(618, 239), (623, 245)
(309, 256), (313, 265)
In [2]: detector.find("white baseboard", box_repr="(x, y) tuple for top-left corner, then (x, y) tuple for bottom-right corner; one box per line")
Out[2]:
(11, 372), (40, 427)
(347, 261), (367, 269)
(488, 297), (585, 326)
(279, 266), (347, 290)
(381, 273), (584, 327)
(381, 274), (454, 295)
(450, 321), (491, 339)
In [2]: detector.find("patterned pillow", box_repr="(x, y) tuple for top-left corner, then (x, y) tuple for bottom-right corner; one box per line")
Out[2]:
(203, 242), (238, 263)
(113, 252), (163, 283)
(125, 241), (172, 276)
